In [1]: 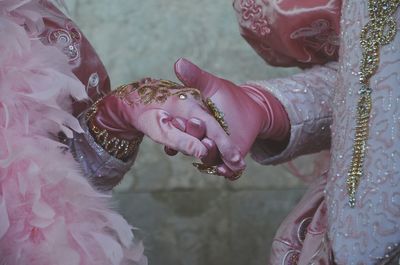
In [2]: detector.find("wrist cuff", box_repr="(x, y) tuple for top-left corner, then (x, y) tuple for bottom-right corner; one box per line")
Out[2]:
(240, 84), (290, 141)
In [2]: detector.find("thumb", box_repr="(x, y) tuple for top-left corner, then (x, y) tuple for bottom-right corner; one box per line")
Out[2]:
(174, 58), (219, 97)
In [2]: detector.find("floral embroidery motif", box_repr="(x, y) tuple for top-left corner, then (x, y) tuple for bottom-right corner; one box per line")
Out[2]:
(290, 19), (339, 58)
(239, 0), (271, 36)
(48, 21), (82, 62)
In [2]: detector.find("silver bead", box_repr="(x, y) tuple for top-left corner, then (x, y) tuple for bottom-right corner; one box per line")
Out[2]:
(88, 72), (99, 87)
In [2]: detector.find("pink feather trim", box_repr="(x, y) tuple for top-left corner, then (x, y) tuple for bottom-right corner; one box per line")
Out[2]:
(0, 3), (146, 265)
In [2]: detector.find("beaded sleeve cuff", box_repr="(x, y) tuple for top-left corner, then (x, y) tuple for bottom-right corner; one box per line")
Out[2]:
(85, 97), (143, 162)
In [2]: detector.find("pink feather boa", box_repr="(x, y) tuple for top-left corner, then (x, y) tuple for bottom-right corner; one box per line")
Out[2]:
(0, 1), (146, 264)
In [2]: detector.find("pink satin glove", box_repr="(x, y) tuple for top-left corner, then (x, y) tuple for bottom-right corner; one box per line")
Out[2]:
(91, 78), (245, 172)
(174, 58), (290, 178)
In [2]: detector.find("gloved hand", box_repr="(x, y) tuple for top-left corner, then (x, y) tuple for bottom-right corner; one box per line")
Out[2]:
(89, 78), (246, 172)
(173, 58), (290, 178)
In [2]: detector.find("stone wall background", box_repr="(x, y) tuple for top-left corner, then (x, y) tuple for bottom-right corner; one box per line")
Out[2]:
(66, 1), (308, 264)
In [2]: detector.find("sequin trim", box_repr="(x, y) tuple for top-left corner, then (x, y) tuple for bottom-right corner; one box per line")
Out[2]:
(347, 0), (400, 207)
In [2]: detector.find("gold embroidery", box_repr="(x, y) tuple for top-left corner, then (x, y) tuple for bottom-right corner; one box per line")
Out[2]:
(86, 97), (142, 161)
(88, 118), (143, 161)
(347, 0), (400, 207)
(113, 79), (201, 105)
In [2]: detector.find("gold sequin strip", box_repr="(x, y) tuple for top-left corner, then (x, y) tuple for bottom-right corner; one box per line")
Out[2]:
(347, 0), (399, 207)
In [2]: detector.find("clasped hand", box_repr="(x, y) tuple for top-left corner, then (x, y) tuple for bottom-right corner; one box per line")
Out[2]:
(92, 77), (246, 176)
(93, 59), (289, 179)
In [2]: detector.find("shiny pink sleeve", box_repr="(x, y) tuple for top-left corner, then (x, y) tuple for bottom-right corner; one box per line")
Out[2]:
(233, 0), (341, 67)
(247, 62), (338, 165)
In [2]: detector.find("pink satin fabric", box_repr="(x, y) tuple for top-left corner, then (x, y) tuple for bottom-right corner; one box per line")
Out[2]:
(270, 175), (333, 265)
(37, 1), (110, 115)
(241, 84), (290, 141)
(233, 0), (341, 67)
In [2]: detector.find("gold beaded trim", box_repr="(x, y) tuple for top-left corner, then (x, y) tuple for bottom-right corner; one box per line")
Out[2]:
(88, 118), (142, 161)
(203, 98), (230, 135)
(85, 96), (143, 162)
(347, 0), (399, 207)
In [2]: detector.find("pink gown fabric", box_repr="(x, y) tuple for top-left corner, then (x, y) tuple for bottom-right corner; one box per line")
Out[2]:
(0, 0), (146, 264)
(234, 0), (400, 264)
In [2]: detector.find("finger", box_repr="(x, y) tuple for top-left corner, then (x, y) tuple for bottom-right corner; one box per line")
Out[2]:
(171, 117), (186, 131)
(200, 138), (220, 166)
(217, 164), (242, 181)
(163, 117), (186, 156)
(139, 110), (208, 159)
(174, 58), (220, 97)
(186, 118), (206, 139)
(190, 109), (246, 172)
(164, 146), (178, 156)
(216, 164), (235, 178)
(164, 118), (206, 156)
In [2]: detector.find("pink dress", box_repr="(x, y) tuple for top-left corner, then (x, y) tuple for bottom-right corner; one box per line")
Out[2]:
(234, 0), (400, 264)
(0, 0), (146, 264)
